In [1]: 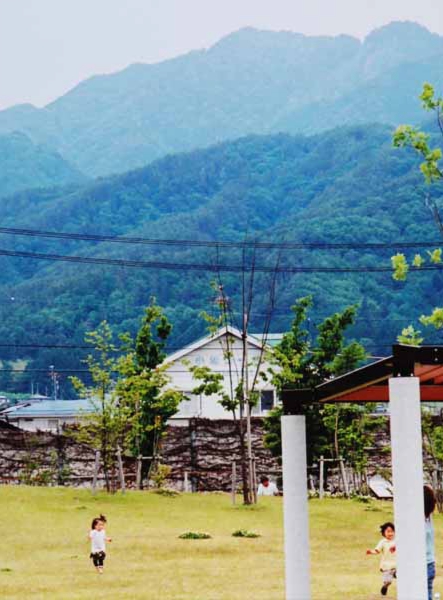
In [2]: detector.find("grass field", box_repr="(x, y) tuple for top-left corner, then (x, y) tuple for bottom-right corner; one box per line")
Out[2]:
(0, 486), (441, 599)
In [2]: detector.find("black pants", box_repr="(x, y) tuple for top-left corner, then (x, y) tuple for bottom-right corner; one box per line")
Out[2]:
(90, 551), (106, 567)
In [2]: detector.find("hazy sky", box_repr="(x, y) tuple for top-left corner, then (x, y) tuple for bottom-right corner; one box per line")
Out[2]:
(1, 0), (442, 110)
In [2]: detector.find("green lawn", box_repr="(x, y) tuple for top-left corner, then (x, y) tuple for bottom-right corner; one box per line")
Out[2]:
(0, 486), (441, 599)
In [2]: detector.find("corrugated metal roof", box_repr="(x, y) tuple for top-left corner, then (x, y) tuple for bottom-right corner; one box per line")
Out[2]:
(2, 399), (95, 417)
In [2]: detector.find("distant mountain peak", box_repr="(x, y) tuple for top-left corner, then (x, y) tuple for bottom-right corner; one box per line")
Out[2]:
(364, 20), (442, 44)
(210, 26), (359, 52)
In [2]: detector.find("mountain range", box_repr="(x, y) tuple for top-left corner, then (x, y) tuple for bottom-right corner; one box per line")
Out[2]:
(1, 21), (442, 179)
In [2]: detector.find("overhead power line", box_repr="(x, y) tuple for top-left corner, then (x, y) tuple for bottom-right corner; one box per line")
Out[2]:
(0, 226), (442, 251)
(0, 343), (93, 349)
(1, 247), (443, 274)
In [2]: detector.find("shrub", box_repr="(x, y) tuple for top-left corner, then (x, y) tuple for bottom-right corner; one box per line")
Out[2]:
(150, 463), (172, 489)
(232, 529), (261, 538)
(178, 531), (211, 539)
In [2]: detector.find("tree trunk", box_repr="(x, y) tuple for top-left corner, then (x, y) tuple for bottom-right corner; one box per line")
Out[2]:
(237, 417), (251, 504)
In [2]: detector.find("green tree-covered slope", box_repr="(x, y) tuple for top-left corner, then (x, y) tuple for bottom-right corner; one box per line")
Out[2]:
(0, 124), (443, 398)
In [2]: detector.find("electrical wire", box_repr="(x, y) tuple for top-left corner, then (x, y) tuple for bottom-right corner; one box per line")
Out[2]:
(1, 247), (442, 274)
(0, 225), (442, 250)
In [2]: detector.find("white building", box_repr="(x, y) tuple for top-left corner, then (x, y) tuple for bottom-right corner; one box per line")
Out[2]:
(165, 326), (278, 422)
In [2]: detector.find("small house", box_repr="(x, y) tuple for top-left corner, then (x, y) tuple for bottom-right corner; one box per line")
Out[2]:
(0, 399), (95, 432)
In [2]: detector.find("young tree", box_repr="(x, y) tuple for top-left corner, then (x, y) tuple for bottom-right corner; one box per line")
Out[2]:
(263, 297), (367, 467)
(70, 321), (130, 492)
(189, 331), (254, 504)
(189, 270), (278, 505)
(116, 302), (183, 487)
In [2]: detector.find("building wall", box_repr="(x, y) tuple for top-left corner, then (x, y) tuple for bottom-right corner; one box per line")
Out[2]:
(9, 416), (78, 432)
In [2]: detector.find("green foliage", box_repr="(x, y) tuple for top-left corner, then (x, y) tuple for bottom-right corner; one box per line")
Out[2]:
(397, 325), (424, 345)
(393, 83), (442, 184)
(116, 302), (183, 482)
(264, 297), (367, 464)
(69, 321), (130, 492)
(322, 403), (382, 470)
(391, 253), (409, 281)
(189, 364), (237, 413)
(393, 125), (442, 184)
(420, 308), (443, 329)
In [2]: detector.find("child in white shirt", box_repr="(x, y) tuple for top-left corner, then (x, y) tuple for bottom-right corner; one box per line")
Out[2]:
(89, 514), (112, 573)
(366, 521), (396, 596)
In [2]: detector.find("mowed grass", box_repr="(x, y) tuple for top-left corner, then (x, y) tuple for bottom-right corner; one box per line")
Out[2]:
(0, 487), (442, 600)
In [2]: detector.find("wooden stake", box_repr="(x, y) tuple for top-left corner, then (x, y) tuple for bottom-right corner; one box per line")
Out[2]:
(252, 457), (257, 504)
(319, 456), (324, 499)
(339, 456), (349, 497)
(231, 461), (237, 505)
(116, 447), (125, 494)
(308, 474), (315, 492)
(92, 450), (100, 495)
(136, 454), (142, 490)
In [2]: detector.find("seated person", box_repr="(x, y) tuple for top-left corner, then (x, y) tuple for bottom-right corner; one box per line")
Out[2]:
(257, 475), (279, 496)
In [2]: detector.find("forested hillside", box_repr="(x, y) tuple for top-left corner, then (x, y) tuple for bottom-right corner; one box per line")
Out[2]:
(1, 123), (443, 396)
(0, 132), (86, 197)
(0, 22), (442, 176)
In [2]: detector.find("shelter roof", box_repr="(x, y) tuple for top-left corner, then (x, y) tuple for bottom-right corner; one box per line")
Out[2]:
(282, 344), (443, 413)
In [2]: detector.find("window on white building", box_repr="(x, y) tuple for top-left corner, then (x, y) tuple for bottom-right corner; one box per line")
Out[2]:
(252, 390), (274, 415)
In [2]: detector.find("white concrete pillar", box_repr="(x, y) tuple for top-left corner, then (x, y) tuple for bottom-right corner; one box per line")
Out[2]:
(281, 414), (310, 600)
(389, 377), (427, 600)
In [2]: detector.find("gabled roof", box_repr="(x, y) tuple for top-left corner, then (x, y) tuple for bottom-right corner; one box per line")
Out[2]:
(164, 325), (266, 365)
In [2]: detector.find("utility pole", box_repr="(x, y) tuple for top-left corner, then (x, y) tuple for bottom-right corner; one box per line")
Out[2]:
(49, 365), (57, 400)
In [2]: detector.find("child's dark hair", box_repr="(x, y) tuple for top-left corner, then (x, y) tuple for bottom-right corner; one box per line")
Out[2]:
(380, 522), (395, 536)
(424, 485), (436, 519)
(91, 514), (107, 530)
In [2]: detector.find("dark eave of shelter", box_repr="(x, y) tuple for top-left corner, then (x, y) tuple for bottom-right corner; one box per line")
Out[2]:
(281, 344), (443, 414)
